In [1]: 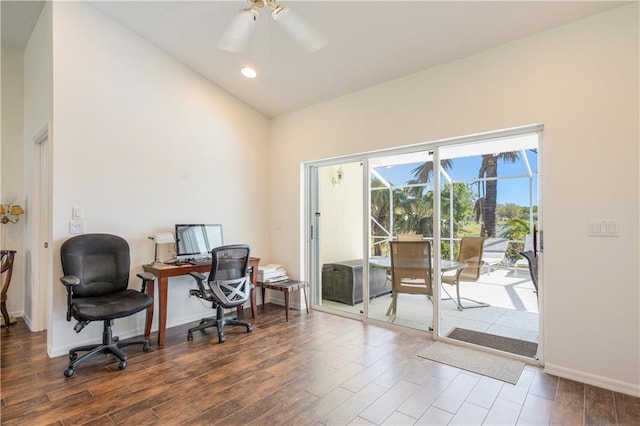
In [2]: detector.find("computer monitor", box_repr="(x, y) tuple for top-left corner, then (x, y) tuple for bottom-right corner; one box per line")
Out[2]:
(175, 224), (223, 260)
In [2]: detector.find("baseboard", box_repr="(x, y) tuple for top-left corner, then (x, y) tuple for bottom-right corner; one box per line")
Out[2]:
(21, 312), (34, 331)
(49, 325), (150, 358)
(47, 302), (255, 358)
(265, 292), (305, 310)
(544, 363), (640, 397)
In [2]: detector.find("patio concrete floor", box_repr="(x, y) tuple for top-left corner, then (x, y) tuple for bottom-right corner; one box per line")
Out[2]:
(321, 267), (539, 348)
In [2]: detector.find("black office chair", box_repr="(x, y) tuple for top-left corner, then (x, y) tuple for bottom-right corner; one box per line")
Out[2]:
(519, 250), (539, 298)
(60, 234), (155, 377)
(187, 244), (253, 343)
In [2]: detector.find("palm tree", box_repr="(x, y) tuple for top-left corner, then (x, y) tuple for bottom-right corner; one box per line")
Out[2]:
(410, 159), (453, 187)
(475, 152), (519, 237)
(370, 177), (390, 256)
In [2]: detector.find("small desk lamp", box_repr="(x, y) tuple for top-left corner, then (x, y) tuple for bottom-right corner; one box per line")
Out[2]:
(148, 232), (175, 266)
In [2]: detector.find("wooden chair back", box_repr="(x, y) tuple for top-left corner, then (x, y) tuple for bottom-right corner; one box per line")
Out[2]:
(396, 234), (424, 241)
(389, 240), (432, 296)
(456, 236), (486, 282)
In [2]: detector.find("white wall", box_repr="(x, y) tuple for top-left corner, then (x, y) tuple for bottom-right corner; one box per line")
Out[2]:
(46, 2), (271, 356)
(1, 46), (26, 319)
(270, 4), (639, 395)
(320, 161), (364, 264)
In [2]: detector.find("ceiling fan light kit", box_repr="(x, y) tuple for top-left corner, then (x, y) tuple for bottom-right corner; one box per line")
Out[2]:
(218, 0), (327, 53)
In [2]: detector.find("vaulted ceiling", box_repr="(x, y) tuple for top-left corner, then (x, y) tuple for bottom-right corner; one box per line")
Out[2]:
(2, 1), (627, 117)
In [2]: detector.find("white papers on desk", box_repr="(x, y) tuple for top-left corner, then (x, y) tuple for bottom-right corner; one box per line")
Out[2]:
(259, 264), (285, 273)
(258, 264), (287, 282)
(263, 275), (289, 283)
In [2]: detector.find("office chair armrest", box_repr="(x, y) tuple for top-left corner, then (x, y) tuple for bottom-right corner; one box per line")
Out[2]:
(136, 272), (156, 293)
(60, 275), (80, 287)
(189, 271), (207, 281)
(188, 272), (208, 297)
(60, 275), (80, 321)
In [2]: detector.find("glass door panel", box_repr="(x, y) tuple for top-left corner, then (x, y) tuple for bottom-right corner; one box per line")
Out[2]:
(436, 134), (540, 358)
(368, 151), (434, 331)
(314, 162), (365, 318)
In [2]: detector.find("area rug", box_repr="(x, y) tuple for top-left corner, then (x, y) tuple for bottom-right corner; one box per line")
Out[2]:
(447, 327), (538, 358)
(418, 341), (525, 384)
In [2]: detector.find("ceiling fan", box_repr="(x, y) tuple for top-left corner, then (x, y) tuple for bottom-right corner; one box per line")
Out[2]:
(218, 0), (327, 53)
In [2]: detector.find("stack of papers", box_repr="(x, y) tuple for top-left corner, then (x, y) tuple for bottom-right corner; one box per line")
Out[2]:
(258, 264), (288, 282)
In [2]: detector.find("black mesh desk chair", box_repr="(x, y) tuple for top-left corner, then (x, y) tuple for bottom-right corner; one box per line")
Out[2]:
(187, 244), (253, 343)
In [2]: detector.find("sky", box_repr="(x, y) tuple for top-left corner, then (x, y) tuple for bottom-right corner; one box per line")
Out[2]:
(374, 150), (539, 207)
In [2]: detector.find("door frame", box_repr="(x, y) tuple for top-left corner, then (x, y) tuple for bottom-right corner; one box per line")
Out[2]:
(31, 122), (52, 338)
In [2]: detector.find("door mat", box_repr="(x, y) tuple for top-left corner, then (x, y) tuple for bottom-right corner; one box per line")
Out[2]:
(447, 327), (538, 358)
(418, 341), (525, 384)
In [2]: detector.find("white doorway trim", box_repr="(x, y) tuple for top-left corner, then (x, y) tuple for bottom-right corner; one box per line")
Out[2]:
(30, 121), (52, 338)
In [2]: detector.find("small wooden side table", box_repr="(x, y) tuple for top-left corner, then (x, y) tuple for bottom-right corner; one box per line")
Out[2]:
(1, 250), (17, 327)
(257, 279), (309, 322)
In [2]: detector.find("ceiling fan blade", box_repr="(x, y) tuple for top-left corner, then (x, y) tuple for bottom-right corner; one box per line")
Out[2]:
(273, 7), (327, 53)
(218, 9), (256, 52)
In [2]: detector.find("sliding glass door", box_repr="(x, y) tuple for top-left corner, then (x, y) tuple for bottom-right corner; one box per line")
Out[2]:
(437, 135), (540, 358)
(306, 126), (541, 360)
(367, 151), (435, 331)
(310, 161), (365, 319)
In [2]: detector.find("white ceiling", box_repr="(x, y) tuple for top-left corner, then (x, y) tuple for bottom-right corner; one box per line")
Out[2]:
(2, 1), (627, 118)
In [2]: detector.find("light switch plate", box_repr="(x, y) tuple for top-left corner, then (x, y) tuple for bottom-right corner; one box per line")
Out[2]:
(72, 206), (83, 220)
(589, 220), (618, 237)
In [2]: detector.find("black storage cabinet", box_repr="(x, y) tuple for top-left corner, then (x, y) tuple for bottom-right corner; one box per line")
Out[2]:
(321, 259), (390, 305)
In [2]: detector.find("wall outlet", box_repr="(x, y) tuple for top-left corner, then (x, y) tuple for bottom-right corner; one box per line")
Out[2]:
(69, 220), (86, 234)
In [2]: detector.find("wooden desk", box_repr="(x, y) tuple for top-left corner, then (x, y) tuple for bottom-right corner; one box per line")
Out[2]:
(143, 257), (260, 347)
(257, 279), (309, 322)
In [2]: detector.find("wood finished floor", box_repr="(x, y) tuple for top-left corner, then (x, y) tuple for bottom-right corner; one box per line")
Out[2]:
(1, 305), (639, 425)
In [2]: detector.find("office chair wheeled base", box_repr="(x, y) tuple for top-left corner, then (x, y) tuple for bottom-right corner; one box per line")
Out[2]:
(63, 319), (150, 377)
(187, 305), (252, 344)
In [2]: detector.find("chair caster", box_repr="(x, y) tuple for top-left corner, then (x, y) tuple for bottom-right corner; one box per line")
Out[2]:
(247, 325), (253, 333)
(64, 368), (75, 377)
(187, 333), (193, 341)
(143, 343), (150, 352)
(118, 361), (127, 370)
(218, 335), (225, 343)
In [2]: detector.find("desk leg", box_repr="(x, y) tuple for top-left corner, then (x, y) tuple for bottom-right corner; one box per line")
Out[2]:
(284, 291), (290, 322)
(0, 299), (9, 327)
(250, 263), (258, 318)
(157, 277), (168, 347)
(144, 279), (155, 339)
(303, 284), (309, 314)
(1, 252), (16, 327)
(250, 289), (257, 318)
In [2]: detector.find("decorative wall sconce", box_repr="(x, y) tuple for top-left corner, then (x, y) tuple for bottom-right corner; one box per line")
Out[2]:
(148, 232), (175, 266)
(0, 205), (25, 225)
(332, 166), (344, 185)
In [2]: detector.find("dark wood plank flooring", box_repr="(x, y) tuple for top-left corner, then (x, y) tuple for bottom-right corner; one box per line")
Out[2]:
(1, 305), (639, 425)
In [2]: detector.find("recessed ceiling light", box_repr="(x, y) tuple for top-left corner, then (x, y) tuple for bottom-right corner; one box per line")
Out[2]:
(241, 67), (257, 79)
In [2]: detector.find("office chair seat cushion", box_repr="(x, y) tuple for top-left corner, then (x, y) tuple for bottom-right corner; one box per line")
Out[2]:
(70, 289), (153, 321)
